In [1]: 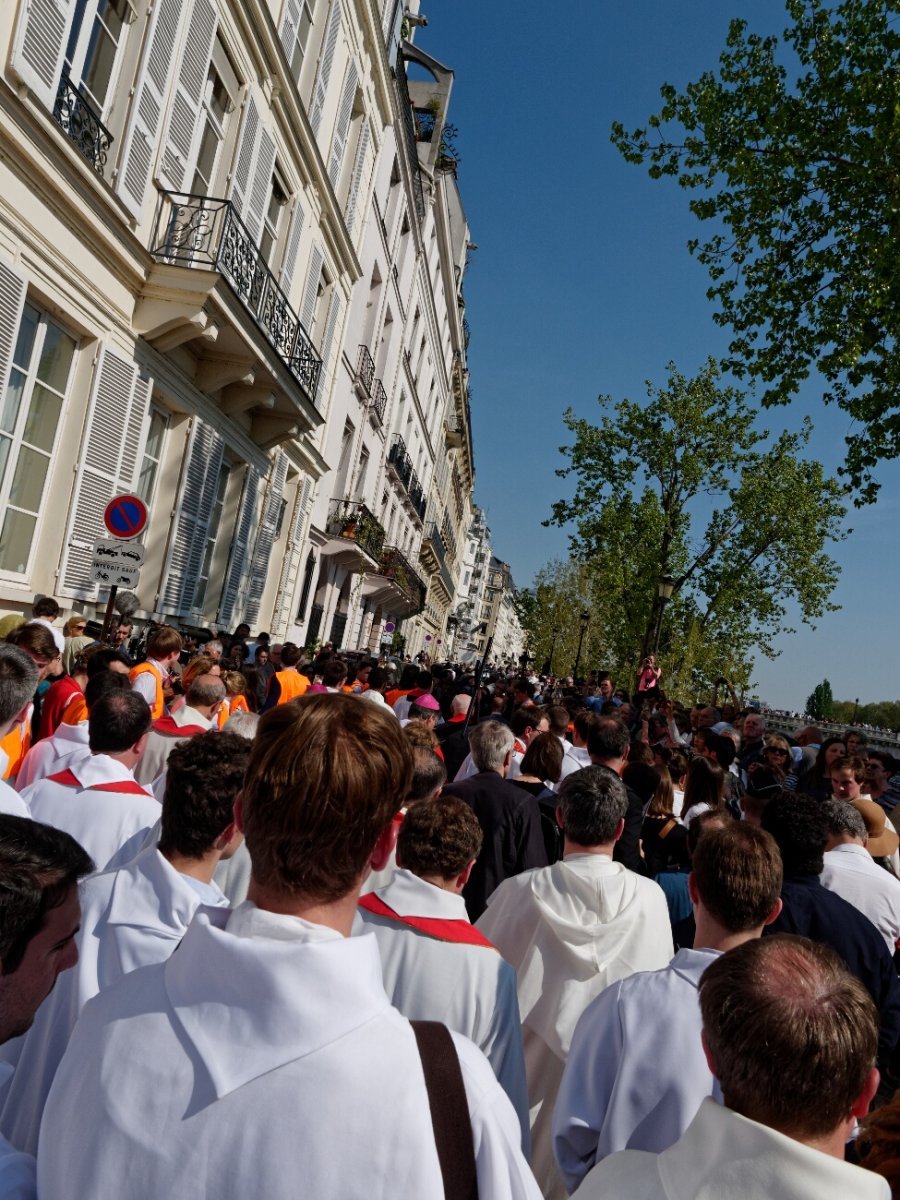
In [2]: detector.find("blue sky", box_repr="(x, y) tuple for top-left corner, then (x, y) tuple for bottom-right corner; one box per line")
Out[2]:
(422, 1), (898, 710)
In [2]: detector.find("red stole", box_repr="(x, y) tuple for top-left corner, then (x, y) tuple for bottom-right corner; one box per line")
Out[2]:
(359, 893), (496, 950)
(152, 717), (207, 737)
(46, 769), (152, 797)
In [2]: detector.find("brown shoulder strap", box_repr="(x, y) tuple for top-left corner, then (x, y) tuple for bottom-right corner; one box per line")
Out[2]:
(411, 1021), (479, 1200)
(658, 817), (678, 840)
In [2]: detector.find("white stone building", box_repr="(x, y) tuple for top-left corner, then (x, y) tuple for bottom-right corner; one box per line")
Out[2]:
(0, 0), (479, 648)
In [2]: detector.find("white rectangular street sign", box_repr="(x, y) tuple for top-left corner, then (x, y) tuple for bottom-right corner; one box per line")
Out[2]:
(90, 563), (141, 588)
(92, 539), (145, 568)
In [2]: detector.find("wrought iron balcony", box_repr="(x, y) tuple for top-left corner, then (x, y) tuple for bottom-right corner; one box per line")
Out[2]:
(326, 499), (386, 564)
(388, 436), (426, 519)
(53, 67), (113, 175)
(150, 192), (322, 407)
(413, 107), (437, 143)
(393, 55), (425, 222)
(356, 345), (374, 397)
(371, 378), (387, 425)
(376, 545), (427, 614)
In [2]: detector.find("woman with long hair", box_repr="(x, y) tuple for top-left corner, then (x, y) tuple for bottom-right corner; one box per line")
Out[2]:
(641, 767), (690, 875)
(803, 735), (846, 802)
(681, 756), (726, 826)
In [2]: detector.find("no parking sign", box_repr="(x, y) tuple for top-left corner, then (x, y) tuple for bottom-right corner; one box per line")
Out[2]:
(103, 494), (148, 541)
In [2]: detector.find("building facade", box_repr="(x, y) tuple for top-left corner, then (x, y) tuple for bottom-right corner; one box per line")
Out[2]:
(0, 0), (500, 654)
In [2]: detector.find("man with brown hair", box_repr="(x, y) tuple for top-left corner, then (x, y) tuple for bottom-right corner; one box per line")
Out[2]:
(1, 625), (60, 781)
(129, 626), (182, 719)
(553, 824), (783, 1191)
(359, 797), (529, 1148)
(573, 935), (886, 1199)
(260, 641), (309, 708)
(38, 696), (541, 1200)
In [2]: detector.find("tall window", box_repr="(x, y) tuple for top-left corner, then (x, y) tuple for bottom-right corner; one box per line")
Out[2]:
(191, 66), (231, 195)
(194, 464), (230, 609)
(0, 306), (76, 575)
(285, 0), (318, 83)
(259, 174), (288, 265)
(65, 0), (132, 116)
(137, 407), (168, 505)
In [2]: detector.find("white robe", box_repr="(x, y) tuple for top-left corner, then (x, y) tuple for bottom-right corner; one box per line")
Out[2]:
(0, 1067), (34, 1200)
(553, 947), (721, 1193)
(15, 723), (89, 792)
(134, 706), (212, 788)
(477, 854), (674, 1200)
(0, 846), (227, 1155)
(20, 755), (160, 871)
(0, 780), (29, 820)
(571, 1097), (888, 1200)
(821, 843), (900, 955)
(38, 904), (541, 1200)
(359, 869), (530, 1149)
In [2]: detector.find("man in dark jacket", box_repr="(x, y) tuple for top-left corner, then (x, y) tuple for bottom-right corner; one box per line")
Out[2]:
(443, 719), (547, 919)
(587, 718), (646, 875)
(761, 791), (900, 1081)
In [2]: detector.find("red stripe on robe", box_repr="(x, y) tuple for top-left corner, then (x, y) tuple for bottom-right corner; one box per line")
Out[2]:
(359, 892), (496, 950)
(46, 769), (153, 796)
(151, 717), (207, 737)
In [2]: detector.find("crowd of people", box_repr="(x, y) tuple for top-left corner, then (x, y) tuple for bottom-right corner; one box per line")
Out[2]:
(0, 598), (899, 1197)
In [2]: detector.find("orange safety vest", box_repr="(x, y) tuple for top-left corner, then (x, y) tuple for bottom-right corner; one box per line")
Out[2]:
(0, 712), (31, 780)
(274, 669), (309, 705)
(130, 662), (164, 719)
(217, 694), (250, 729)
(62, 694), (88, 726)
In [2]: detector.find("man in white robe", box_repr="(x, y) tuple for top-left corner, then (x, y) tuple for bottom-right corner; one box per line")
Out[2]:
(553, 822), (783, 1192)
(0, 731), (247, 1156)
(134, 674), (224, 788)
(572, 936), (887, 1200)
(820, 795), (900, 955)
(38, 694), (541, 1200)
(15, 669), (131, 791)
(0, 814), (94, 1199)
(359, 796), (529, 1148)
(20, 691), (159, 870)
(0, 648), (39, 819)
(477, 766), (673, 1199)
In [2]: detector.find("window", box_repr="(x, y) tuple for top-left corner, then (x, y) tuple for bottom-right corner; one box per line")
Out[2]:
(285, 0), (318, 83)
(191, 67), (231, 195)
(137, 407), (168, 505)
(0, 306), (76, 575)
(194, 463), (230, 609)
(259, 174), (288, 265)
(65, 0), (133, 117)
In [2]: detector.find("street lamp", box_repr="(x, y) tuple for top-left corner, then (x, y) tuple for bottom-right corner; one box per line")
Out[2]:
(573, 610), (590, 680)
(653, 574), (675, 654)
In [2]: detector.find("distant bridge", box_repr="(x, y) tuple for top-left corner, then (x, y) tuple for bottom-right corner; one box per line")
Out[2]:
(763, 713), (900, 753)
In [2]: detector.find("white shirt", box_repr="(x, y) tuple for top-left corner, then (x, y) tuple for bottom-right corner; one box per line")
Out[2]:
(572, 1096), (888, 1200)
(38, 904), (541, 1200)
(20, 755), (160, 872)
(549, 740), (586, 793)
(821, 842), (900, 954)
(477, 855), (674, 1200)
(134, 706), (213, 788)
(0, 1066), (34, 1200)
(0, 846), (227, 1156)
(553, 948), (721, 1193)
(16, 723), (89, 792)
(0, 779), (29, 819)
(359, 869), (530, 1150)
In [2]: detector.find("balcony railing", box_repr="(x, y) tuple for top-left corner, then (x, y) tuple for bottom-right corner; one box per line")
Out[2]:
(326, 499), (386, 563)
(150, 192), (322, 407)
(376, 545), (427, 613)
(388, 436), (426, 519)
(371, 378), (387, 424)
(413, 107), (437, 143)
(53, 67), (113, 175)
(393, 55), (425, 222)
(356, 345), (374, 396)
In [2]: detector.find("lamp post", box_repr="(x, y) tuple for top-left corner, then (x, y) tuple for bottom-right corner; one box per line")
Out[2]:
(573, 610), (590, 680)
(653, 574), (675, 655)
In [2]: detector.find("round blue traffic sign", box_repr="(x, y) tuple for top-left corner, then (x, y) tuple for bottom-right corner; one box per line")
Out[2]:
(104, 493), (148, 540)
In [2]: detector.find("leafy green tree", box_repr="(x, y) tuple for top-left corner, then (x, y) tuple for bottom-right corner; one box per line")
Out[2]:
(806, 678), (834, 719)
(547, 359), (846, 685)
(611, 0), (900, 501)
(516, 560), (611, 678)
